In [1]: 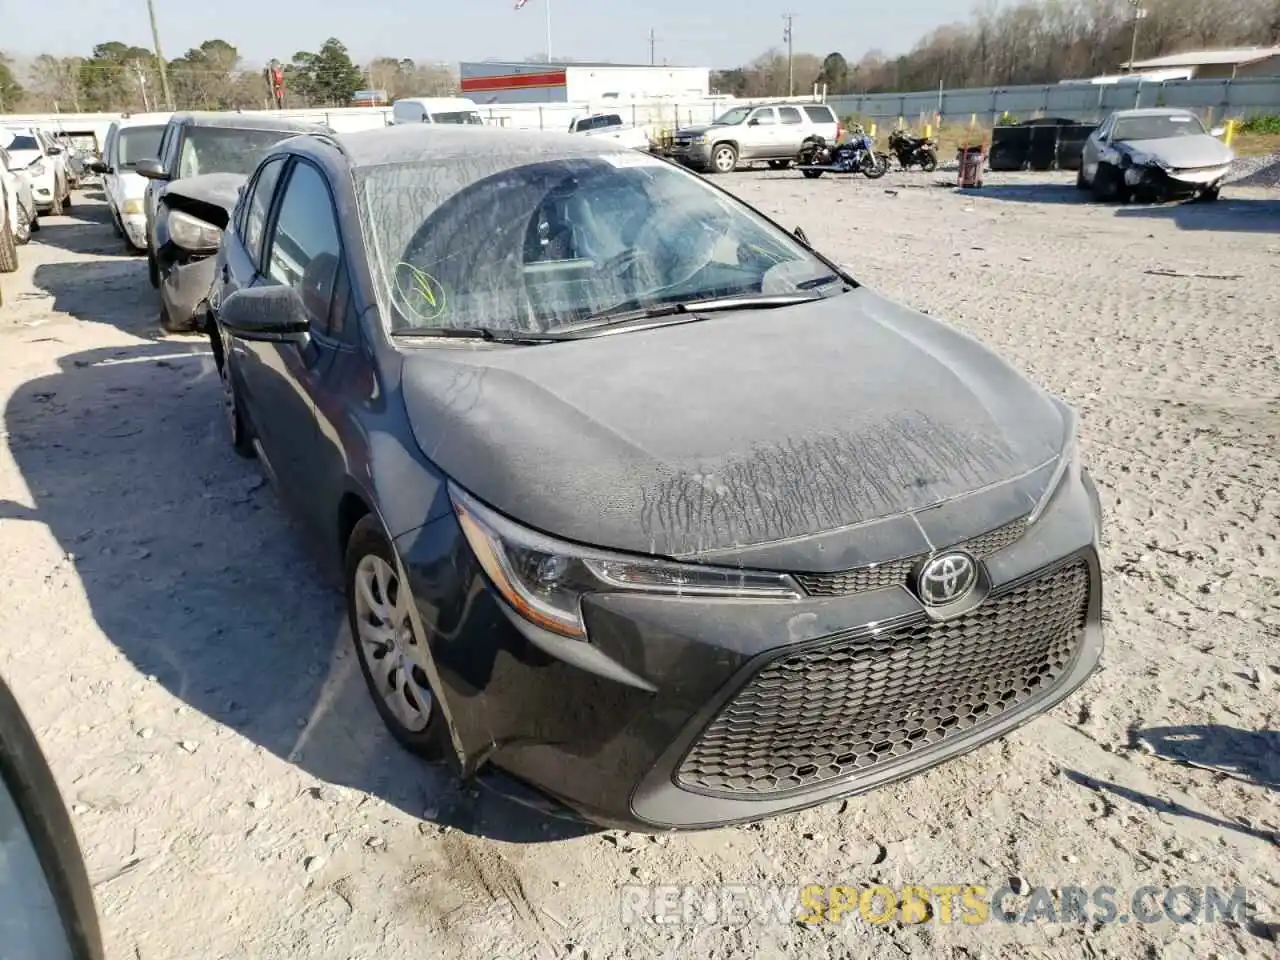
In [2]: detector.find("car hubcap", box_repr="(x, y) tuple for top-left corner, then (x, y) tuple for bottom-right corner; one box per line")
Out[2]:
(716, 149), (734, 172)
(353, 555), (432, 732)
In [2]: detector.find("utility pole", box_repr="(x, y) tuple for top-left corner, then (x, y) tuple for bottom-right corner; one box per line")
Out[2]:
(145, 0), (174, 110)
(649, 28), (656, 67)
(132, 60), (152, 112)
(782, 14), (794, 96)
(1126, 1), (1148, 74)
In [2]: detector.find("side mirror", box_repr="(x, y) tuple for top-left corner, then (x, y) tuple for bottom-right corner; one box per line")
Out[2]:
(46, 146), (63, 156)
(747, 118), (760, 126)
(1210, 125), (1226, 137)
(134, 158), (168, 181)
(219, 285), (311, 342)
(0, 674), (105, 960)
(87, 160), (110, 175)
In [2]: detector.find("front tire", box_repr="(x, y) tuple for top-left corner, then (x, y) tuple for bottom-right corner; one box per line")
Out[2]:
(767, 159), (791, 170)
(1198, 185), (1221, 203)
(147, 249), (160, 288)
(1091, 162), (1130, 203)
(0, 219), (17, 273)
(802, 169), (825, 179)
(920, 151), (937, 173)
(709, 143), (738, 174)
(345, 516), (446, 757)
(14, 206), (32, 245)
(214, 340), (256, 458)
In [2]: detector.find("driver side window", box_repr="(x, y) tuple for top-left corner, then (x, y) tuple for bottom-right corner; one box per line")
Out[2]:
(263, 162), (343, 335)
(750, 108), (776, 126)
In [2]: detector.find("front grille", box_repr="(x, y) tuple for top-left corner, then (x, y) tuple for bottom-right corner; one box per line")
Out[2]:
(676, 559), (1090, 796)
(794, 515), (1028, 597)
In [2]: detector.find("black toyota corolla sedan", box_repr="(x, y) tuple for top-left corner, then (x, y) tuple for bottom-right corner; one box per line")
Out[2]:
(201, 124), (1104, 831)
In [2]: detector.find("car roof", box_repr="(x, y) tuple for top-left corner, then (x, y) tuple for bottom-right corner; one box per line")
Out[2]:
(170, 112), (328, 133)
(330, 123), (636, 169)
(1109, 108), (1201, 119)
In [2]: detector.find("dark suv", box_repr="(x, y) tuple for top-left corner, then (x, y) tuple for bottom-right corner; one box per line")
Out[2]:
(135, 113), (327, 331)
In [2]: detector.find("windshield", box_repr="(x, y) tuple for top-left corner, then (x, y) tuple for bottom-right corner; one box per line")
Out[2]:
(431, 111), (484, 125)
(177, 127), (304, 179)
(117, 126), (165, 169)
(1113, 114), (1206, 142)
(1, 133), (39, 152)
(711, 107), (750, 127)
(357, 151), (840, 335)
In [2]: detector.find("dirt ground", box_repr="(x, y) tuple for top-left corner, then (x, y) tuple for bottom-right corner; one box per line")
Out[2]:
(0, 175), (1277, 960)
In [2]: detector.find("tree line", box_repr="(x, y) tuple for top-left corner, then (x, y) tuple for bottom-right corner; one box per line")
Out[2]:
(712, 0), (1280, 98)
(0, 38), (457, 114)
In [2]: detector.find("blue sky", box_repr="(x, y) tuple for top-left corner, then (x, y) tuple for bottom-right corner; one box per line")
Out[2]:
(13, 0), (962, 68)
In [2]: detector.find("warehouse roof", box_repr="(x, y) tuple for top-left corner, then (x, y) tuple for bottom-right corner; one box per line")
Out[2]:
(1121, 46), (1280, 70)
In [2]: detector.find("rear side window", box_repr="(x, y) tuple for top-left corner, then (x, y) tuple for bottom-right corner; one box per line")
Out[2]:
(779, 107), (802, 124)
(804, 106), (836, 124)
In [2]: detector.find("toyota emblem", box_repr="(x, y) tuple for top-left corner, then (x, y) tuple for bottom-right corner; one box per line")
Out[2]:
(913, 551), (978, 606)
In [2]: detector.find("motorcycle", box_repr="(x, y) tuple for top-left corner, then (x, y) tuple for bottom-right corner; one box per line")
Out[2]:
(796, 129), (890, 179)
(888, 129), (939, 172)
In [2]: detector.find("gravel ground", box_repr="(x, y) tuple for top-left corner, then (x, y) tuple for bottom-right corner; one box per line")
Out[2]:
(0, 176), (1277, 960)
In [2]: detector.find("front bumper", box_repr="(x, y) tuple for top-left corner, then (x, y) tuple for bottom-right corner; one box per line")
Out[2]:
(1124, 162), (1229, 197)
(121, 213), (149, 250)
(664, 139), (713, 168)
(159, 254), (218, 331)
(31, 178), (56, 211)
(397, 464), (1104, 831)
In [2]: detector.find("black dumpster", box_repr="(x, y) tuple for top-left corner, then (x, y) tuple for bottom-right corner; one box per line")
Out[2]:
(988, 124), (1032, 171)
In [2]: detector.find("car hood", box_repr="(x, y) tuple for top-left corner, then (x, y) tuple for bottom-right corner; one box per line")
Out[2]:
(399, 289), (1069, 565)
(1120, 135), (1233, 168)
(161, 172), (246, 213)
(6, 149), (43, 170)
(676, 125), (715, 137)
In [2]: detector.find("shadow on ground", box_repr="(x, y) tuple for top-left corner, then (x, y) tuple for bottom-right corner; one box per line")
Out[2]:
(1135, 724), (1280, 791)
(1115, 196), (1280, 232)
(1, 341), (591, 843)
(965, 183), (1088, 205)
(29, 204), (161, 339)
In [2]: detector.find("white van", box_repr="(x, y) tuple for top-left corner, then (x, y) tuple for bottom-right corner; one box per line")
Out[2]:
(391, 98), (485, 126)
(95, 115), (169, 251)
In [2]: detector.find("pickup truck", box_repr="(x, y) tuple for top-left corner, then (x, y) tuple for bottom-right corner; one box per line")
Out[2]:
(567, 113), (652, 151)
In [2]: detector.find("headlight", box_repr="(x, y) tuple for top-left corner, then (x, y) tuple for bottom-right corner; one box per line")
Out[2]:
(167, 209), (222, 251)
(28, 160), (46, 178)
(449, 483), (801, 640)
(123, 198), (144, 216)
(691, 134), (707, 143)
(1027, 404), (1081, 526)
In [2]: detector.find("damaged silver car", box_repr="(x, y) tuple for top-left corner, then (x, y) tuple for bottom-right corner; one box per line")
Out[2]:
(1078, 108), (1233, 203)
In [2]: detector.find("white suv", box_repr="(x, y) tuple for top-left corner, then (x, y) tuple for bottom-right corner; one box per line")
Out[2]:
(667, 103), (842, 174)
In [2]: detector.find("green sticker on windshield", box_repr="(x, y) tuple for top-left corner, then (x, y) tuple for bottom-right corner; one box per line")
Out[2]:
(393, 262), (447, 322)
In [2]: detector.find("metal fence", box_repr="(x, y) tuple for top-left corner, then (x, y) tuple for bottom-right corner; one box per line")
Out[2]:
(827, 77), (1280, 126)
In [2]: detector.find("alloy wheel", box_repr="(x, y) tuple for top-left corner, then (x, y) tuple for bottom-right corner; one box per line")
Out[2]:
(352, 554), (434, 733)
(713, 145), (737, 173)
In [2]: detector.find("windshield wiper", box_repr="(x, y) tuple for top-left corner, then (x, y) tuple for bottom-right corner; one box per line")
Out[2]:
(391, 327), (569, 344)
(561, 290), (831, 336)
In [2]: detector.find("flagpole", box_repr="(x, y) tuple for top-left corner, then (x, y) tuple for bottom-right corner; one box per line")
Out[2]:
(545, 0), (552, 62)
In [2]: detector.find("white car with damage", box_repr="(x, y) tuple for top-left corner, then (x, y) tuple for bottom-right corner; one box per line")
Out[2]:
(568, 113), (653, 151)
(92, 117), (168, 252)
(1078, 108), (1233, 203)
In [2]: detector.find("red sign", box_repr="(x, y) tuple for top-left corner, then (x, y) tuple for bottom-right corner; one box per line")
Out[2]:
(461, 69), (567, 93)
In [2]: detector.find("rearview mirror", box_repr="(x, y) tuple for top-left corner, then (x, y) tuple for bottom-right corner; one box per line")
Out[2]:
(134, 158), (168, 181)
(0, 674), (105, 960)
(219, 285), (311, 342)
(1210, 125), (1226, 137)
(87, 160), (109, 175)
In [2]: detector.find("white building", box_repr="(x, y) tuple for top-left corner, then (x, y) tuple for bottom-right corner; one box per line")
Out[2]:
(459, 61), (711, 105)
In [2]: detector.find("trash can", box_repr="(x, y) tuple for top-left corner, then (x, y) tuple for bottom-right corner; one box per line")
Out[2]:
(957, 145), (985, 188)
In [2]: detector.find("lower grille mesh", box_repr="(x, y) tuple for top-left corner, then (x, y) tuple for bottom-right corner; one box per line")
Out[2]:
(676, 560), (1090, 796)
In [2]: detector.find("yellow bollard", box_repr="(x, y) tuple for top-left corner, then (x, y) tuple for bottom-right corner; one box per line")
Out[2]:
(924, 123), (932, 138)
(869, 122), (877, 138)
(1224, 119), (1237, 146)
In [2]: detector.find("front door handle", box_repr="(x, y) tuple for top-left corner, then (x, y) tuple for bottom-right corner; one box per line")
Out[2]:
(221, 263), (230, 283)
